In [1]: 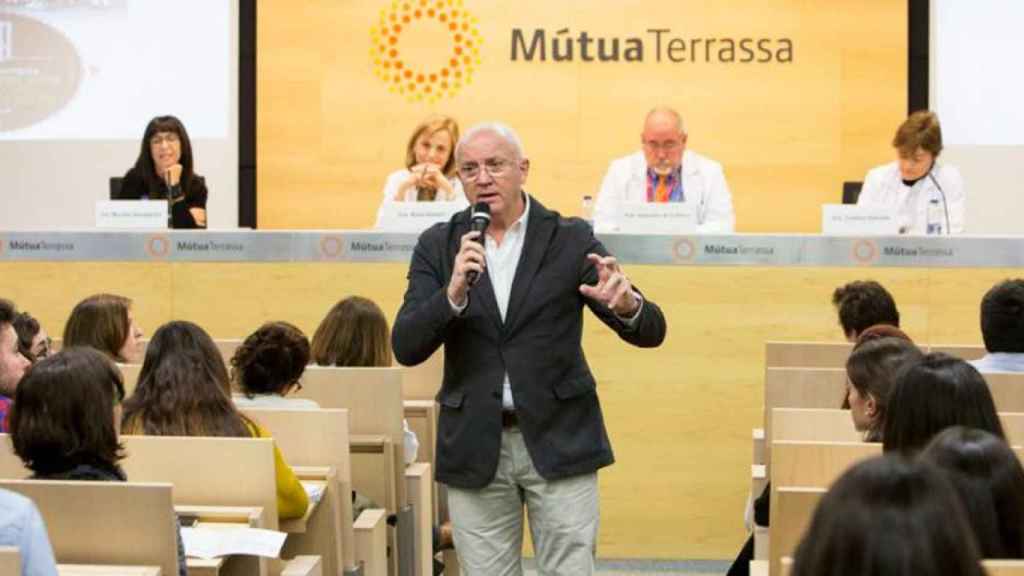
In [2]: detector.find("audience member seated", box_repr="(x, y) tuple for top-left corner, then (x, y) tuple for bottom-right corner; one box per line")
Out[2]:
(831, 280), (901, 342)
(231, 321), (318, 409)
(845, 335), (923, 442)
(594, 107), (735, 233)
(973, 278), (1024, 373)
(311, 297), (453, 561)
(727, 325), (919, 576)
(857, 110), (965, 235)
(120, 321), (308, 520)
(311, 296), (419, 465)
(921, 426), (1024, 558)
(0, 299), (31, 434)
(790, 455), (984, 576)
(8, 347), (187, 576)
(730, 322), (915, 575)
(883, 353), (1005, 455)
(120, 115), (208, 229)
(0, 486), (58, 576)
(62, 294), (143, 364)
(12, 312), (49, 363)
(374, 115), (468, 229)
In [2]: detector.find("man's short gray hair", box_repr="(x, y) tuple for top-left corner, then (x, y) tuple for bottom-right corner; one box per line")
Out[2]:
(645, 107), (687, 136)
(455, 122), (526, 163)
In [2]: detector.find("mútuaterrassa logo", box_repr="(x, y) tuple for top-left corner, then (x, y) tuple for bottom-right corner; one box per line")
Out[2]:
(370, 0), (482, 103)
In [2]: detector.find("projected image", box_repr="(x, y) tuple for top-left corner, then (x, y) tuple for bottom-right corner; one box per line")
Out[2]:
(0, 0), (230, 140)
(934, 0), (1024, 146)
(0, 12), (82, 132)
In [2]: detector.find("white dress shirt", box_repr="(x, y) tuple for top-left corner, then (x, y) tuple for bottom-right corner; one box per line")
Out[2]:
(451, 193), (641, 410)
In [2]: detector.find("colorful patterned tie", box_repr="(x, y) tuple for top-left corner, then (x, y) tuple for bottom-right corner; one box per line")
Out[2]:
(655, 175), (669, 203)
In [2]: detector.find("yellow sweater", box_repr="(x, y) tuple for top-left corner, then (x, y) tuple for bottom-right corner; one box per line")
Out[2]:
(246, 421), (309, 520)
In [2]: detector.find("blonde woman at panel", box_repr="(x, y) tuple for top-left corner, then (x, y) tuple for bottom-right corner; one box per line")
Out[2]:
(374, 116), (468, 228)
(857, 110), (966, 235)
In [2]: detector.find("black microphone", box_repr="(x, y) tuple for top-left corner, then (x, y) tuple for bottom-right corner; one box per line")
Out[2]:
(927, 167), (951, 235)
(466, 202), (490, 286)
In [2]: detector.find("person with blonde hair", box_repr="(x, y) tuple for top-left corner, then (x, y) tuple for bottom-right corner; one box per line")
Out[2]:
(375, 116), (468, 228)
(858, 110), (965, 235)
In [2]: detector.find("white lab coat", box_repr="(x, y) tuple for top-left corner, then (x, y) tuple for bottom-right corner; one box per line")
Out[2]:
(857, 161), (965, 235)
(594, 150), (736, 233)
(374, 168), (468, 229)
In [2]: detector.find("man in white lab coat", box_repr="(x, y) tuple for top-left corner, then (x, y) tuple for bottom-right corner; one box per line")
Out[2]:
(594, 107), (736, 233)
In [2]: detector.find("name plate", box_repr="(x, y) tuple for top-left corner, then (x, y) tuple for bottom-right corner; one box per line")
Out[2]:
(617, 202), (696, 234)
(375, 201), (464, 233)
(822, 204), (899, 236)
(95, 200), (168, 229)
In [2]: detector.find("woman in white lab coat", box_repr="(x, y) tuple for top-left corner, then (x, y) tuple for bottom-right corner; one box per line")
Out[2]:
(858, 110), (965, 235)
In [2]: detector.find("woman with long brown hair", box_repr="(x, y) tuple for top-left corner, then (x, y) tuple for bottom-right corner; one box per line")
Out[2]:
(121, 320), (308, 519)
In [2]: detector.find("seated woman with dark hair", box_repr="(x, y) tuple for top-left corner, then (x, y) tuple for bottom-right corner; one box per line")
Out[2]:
(231, 321), (317, 409)
(729, 327), (920, 576)
(121, 115), (208, 229)
(63, 293), (143, 364)
(121, 321), (308, 520)
(12, 311), (50, 363)
(791, 455), (984, 576)
(883, 352), (1005, 455)
(921, 426), (1024, 558)
(844, 335), (923, 442)
(9, 347), (187, 576)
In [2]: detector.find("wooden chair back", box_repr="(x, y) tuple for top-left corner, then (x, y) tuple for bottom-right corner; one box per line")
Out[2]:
(292, 366), (406, 508)
(765, 341), (852, 368)
(121, 435), (279, 529)
(0, 479), (179, 576)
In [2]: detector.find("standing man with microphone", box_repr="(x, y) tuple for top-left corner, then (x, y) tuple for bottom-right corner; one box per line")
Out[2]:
(857, 110), (966, 235)
(392, 123), (667, 575)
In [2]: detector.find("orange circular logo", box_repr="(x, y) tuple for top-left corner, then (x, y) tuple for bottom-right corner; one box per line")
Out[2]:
(672, 238), (697, 263)
(851, 239), (878, 265)
(319, 235), (345, 259)
(370, 0), (482, 103)
(146, 235), (170, 259)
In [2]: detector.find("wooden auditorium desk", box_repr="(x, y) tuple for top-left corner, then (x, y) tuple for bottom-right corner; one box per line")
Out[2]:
(3, 229), (1022, 559)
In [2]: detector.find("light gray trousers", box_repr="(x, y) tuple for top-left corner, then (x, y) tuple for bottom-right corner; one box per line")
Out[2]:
(446, 428), (599, 576)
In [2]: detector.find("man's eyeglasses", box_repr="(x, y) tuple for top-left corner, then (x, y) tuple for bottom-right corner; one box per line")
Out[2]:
(458, 158), (512, 180)
(642, 139), (682, 152)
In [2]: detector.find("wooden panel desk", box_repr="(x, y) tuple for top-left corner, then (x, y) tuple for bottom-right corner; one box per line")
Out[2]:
(4, 230), (1022, 558)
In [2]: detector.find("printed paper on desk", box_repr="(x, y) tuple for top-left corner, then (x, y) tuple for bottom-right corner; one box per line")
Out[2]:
(95, 200), (168, 229)
(181, 526), (287, 559)
(821, 204), (899, 236)
(616, 202), (696, 235)
(375, 201), (465, 233)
